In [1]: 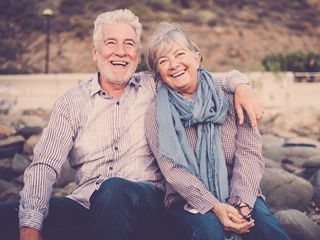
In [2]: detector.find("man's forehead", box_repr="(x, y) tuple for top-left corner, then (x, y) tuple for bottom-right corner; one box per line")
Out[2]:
(102, 22), (136, 35)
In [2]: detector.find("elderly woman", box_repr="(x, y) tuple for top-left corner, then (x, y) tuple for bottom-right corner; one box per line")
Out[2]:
(145, 22), (290, 240)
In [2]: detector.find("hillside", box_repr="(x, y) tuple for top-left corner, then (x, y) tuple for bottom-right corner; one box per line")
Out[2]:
(1, 0), (320, 73)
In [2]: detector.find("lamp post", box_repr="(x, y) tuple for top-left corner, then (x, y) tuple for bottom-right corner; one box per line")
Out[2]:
(42, 8), (54, 74)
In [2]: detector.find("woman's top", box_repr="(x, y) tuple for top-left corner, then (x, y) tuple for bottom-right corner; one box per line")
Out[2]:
(145, 80), (265, 215)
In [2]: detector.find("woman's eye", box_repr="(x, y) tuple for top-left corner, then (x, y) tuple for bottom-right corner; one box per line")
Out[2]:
(159, 59), (167, 65)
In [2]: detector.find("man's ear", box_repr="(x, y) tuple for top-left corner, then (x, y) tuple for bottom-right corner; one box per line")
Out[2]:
(92, 44), (98, 62)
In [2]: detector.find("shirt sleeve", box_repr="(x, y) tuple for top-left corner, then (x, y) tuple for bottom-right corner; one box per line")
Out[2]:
(225, 93), (265, 208)
(19, 95), (75, 230)
(145, 101), (220, 214)
(215, 70), (252, 93)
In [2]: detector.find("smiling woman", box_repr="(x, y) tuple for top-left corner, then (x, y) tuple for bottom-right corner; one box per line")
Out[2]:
(144, 22), (291, 240)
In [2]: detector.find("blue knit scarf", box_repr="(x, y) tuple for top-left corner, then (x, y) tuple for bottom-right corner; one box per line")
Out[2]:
(156, 68), (229, 201)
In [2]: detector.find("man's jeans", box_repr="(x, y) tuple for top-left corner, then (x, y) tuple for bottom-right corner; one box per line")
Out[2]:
(166, 197), (290, 240)
(0, 177), (165, 240)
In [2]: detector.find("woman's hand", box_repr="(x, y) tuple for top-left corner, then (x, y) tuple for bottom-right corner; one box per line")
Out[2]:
(212, 203), (255, 234)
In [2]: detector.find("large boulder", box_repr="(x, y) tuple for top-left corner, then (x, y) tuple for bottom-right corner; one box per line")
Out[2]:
(261, 168), (314, 212)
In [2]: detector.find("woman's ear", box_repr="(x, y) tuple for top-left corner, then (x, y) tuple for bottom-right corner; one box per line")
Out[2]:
(196, 52), (202, 69)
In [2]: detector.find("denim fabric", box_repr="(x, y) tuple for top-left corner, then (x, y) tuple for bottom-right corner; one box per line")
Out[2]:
(166, 198), (290, 240)
(87, 177), (166, 240)
(0, 197), (89, 240)
(242, 198), (290, 240)
(0, 177), (165, 240)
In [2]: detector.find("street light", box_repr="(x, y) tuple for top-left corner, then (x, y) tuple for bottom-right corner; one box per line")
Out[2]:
(42, 8), (54, 74)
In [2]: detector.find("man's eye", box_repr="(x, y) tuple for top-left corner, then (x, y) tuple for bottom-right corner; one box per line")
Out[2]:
(126, 42), (135, 46)
(177, 52), (185, 57)
(104, 40), (115, 45)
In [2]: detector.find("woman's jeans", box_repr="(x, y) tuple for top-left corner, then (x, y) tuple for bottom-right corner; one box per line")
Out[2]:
(0, 177), (165, 240)
(166, 197), (290, 240)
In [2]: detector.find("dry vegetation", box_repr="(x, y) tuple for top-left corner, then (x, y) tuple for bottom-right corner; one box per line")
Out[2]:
(1, 0), (320, 73)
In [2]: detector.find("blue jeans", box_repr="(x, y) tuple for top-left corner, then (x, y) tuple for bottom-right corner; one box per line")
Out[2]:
(166, 198), (290, 240)
(0, 177), (165, 240)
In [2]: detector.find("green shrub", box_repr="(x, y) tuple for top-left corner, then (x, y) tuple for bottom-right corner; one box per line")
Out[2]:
(262, 51), (320, 72)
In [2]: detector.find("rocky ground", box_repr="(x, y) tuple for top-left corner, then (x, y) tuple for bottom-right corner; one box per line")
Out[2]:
(1, 107), (320, 239)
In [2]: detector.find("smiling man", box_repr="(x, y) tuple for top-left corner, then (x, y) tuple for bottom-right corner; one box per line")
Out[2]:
(0, 9), (264, 240)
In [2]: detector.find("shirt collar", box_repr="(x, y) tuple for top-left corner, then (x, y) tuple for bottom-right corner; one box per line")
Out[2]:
(90, 72), (142, 97)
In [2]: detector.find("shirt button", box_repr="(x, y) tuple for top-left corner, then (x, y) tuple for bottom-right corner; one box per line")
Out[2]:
(116, 101), (120, 105)
(114, 147), (118, 150)
(109, 166), (113, 170)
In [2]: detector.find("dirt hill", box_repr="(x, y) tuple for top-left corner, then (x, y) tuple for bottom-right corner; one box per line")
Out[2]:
(4, 0), (320, 73)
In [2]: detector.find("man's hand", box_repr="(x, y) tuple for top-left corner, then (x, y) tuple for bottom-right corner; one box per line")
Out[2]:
(20, 227), (43, 240)
(212, 203), (254, 234)
(235, 84), (264, 130)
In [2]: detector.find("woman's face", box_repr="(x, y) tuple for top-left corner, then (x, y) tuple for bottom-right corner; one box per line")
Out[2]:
(156, 42), (201, 98)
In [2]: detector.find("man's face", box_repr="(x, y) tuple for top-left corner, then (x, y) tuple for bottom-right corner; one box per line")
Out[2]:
(92, 22), (141, 85)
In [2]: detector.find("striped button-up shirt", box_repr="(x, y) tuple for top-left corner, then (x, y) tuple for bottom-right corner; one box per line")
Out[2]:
(19, 70), (250, 230)
(145, 86), (265, 215)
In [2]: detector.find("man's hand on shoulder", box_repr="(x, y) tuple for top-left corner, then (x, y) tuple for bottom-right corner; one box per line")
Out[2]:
(20, 227), (43, 240)
(235, 84), (264, 130)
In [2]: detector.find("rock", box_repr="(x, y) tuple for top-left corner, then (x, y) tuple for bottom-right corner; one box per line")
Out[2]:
(16, 115), (48, 130)
(54, 161), (77, 188)
(11, 154), (31, 174)
(261, 168), (314, 212)
(262, 134), (285, 150)
(0, 167), (16, 181)
(0, 124), (13, 139)
(275, 209), (320, 240)
(53, 182), (76, 197)
(302, 154), (320, 168)
(18, 126), (42, 139)
(0, 158), (11, 168)
(0, 135), (25, 159)
(0, 188), (21, 202)
(23, 134), (41, 154)
(264, 157), (282, 169)
(262, 144), (320, 166)
(309, 169), (320, 207)
(285, 137), (320, 149)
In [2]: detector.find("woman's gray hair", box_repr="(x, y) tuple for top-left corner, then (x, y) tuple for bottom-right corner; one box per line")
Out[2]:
(93, 9), (142, 51)
(145, 22), (202, 73)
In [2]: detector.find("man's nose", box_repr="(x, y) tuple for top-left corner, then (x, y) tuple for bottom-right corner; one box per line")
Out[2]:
(115, 44), (126, 56)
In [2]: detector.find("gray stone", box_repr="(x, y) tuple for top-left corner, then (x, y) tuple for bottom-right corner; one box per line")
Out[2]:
(11, 154), (31, 174)
(261, 168), (314, 212)
(262, 144), (320, 166)
(23, 134), (41, 154)
(54, 161), (77, 188)
(275, 209), (320, 240)
(309, 169), (320, 207)
(0, 135), (25, 159)
(264, 157), (282, 169)
(0, 188), (20, 202)
(302, 154), (320, 168)
(262, 134), (284, 150)
(285, 137), (320, 148)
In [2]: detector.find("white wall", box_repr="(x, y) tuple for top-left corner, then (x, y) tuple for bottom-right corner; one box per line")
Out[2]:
(0, 72), (319, 113)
